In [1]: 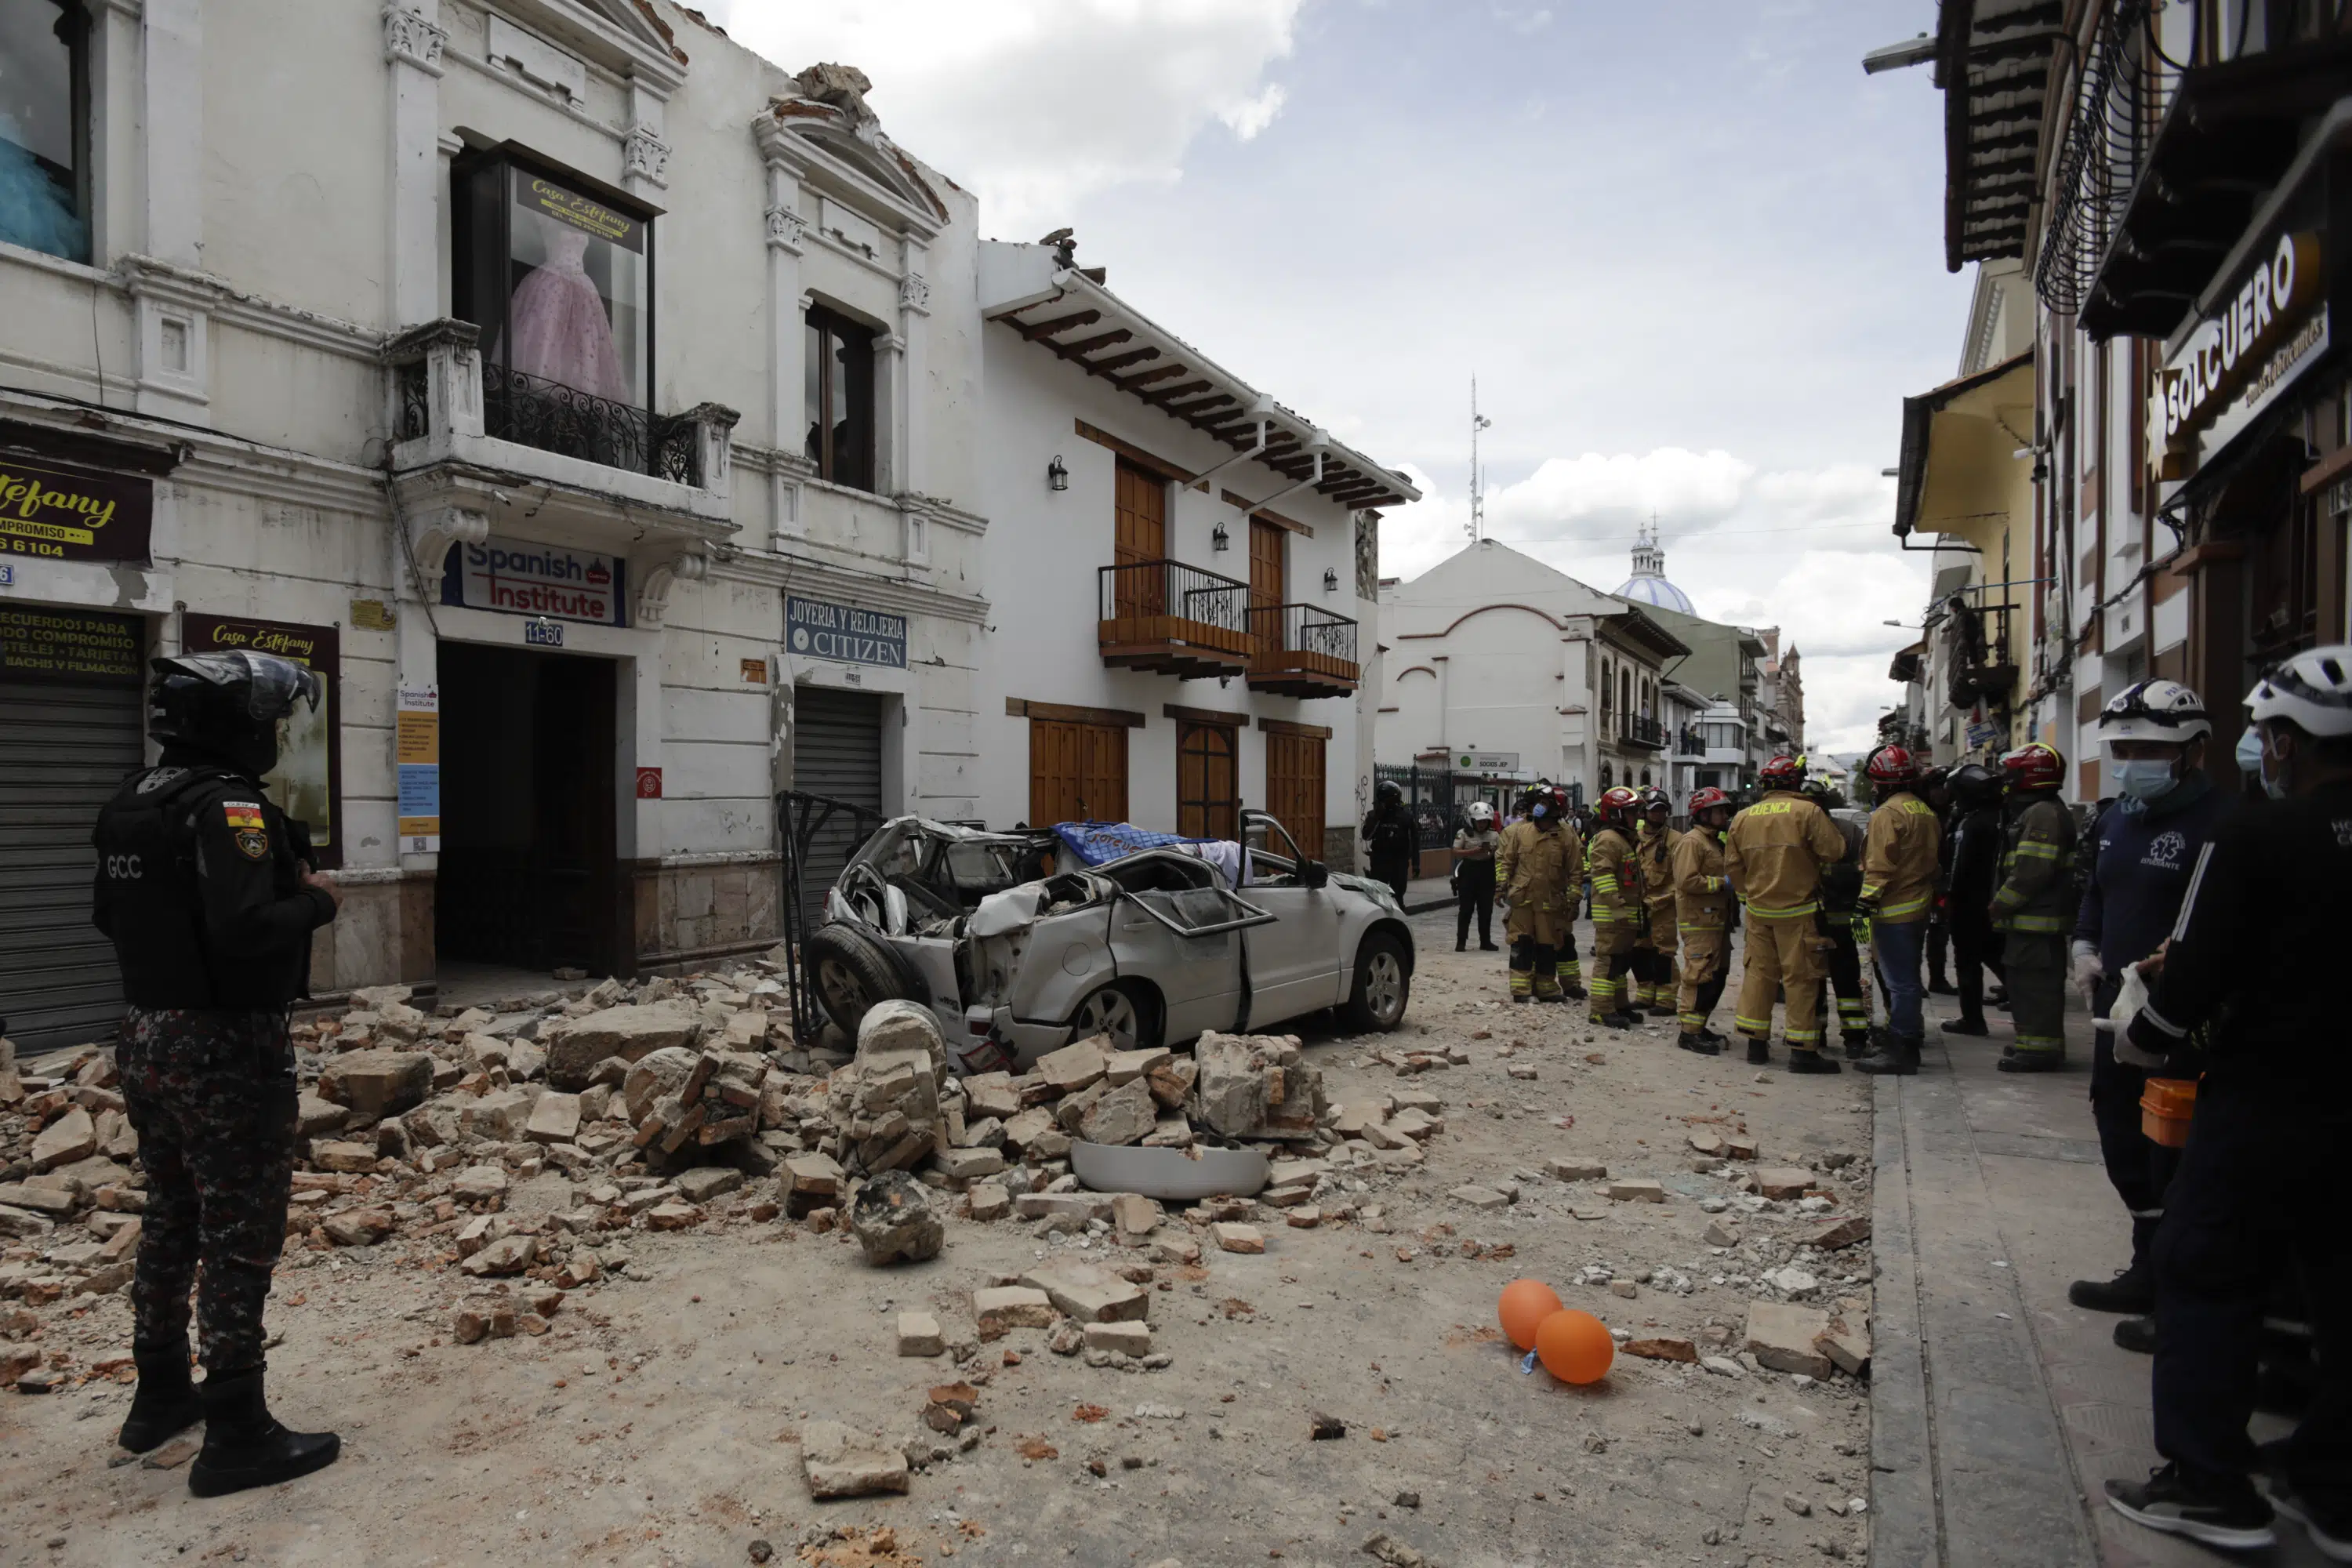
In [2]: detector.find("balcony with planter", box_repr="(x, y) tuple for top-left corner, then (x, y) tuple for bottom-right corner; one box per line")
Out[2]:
(1246, 602), (1359, 699)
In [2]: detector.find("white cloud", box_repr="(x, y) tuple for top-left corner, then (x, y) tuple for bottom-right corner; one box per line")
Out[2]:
(1218, 82), (1288, 140)
(702, 0), (1301, 237)
(1486, 448), (1756, 541)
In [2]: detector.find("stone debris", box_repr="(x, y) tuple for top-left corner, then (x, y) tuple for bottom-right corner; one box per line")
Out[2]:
(1547, 1159), (1608, 1181)
(849, 1171), (943, 1265)
(973, 1286), (1055, 1338)
(1606, 1179), (1665, 1203)
(1210, 1222), (1265, 1255)
(1745, 1301), (1835, 1378)
(1751, 1167), (1816, 1201)
(1625, 1336), (1699, 1363)
(897, 1312), (946, 1358)
(801, 1420), (910, 1499)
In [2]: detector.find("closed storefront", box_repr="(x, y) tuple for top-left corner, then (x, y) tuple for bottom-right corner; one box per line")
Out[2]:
(0, 606), (145, 1054)
(793, 685), (887, 921)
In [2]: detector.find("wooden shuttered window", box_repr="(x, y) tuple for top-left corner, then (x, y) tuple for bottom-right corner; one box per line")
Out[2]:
(1029, 717), (1129, 827)
(1264, 731), (1325, 862)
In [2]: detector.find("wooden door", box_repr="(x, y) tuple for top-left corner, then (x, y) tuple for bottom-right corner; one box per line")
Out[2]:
(1113, 459), (1167, 619)
(1264, 731), (1326, 865)
(1031, 719), (1130, 826)
(1248, 517), (1286, 651)
(1176, 722), (1239, 840)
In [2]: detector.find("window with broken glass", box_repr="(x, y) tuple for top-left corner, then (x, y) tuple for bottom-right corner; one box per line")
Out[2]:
(0, 0), (91, 264)
(804, 305), (877, 492)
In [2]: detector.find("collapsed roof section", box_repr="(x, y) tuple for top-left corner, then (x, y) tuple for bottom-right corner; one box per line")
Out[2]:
(978, 241), (1421, 516)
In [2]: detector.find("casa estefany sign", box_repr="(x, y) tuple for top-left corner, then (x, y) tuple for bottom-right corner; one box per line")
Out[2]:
(2150, 230), (2326, 480)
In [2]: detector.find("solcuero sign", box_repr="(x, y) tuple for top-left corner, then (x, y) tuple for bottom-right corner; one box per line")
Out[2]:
(0, 456), (154, 564)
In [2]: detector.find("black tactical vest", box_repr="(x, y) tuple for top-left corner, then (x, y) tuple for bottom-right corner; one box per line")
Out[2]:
(91, 764), (310, 1010)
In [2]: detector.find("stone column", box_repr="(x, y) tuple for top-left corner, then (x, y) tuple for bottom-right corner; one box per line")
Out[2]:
(383, 4), (448, 328)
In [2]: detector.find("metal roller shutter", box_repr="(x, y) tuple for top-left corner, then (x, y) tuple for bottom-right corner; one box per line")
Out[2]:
(791, 686), (885, 924)
(0, 676), (144, 1058)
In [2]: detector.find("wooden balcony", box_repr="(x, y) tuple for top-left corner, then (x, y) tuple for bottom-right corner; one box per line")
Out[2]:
(1246, 602), (1359, 699)
(1098, 559), (1255, 678)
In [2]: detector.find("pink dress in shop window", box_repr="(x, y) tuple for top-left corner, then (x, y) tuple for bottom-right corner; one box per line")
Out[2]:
(503, 225), (630, 403)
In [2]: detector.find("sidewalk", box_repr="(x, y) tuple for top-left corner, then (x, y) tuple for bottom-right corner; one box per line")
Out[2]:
(1870, 987), (2326, 1566)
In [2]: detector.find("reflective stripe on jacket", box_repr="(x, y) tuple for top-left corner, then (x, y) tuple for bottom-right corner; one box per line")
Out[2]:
(1992, 793), (2077, 935)
(1860, 791), (1941, 922)
(1586, 827), (1642, 925)
(1496, 819), (1577, 912)
(1722, 790), (1846, 919)
(1671, 826), (1731, 933)
(1637, 823), (1681, 914)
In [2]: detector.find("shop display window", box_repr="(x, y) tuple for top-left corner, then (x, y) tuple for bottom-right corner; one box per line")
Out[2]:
(0, 0), (91, 264)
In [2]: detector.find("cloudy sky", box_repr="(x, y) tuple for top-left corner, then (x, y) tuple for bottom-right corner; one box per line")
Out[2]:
(702, 0), (1971, 753)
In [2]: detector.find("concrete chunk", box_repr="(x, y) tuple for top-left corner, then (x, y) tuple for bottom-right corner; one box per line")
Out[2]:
(1036, 1037), (1109, 1095)
(1754, 1167), (1815, 1201)
(318, 1050), (434, 1117)
(30, 1109), (95, 1172)
(973, 1285), (1055, 1338)
(1210, 1221), (1265, 1254)
(897, 1311), (946, 1357)
(1083, 1320), (1152, 1356)
(524, 1091), (582, 1145)
(1547, 1159), (1608, 1181)
(543, 1001), (702, 1090)
(1606, 1179), (1665, 1203)
(1744, 1301), (1834, 1378)
(1076, 1077), (1157, 1147)
(801, 1420), (909, 1499)
(1019, 1260), (1149, 1323)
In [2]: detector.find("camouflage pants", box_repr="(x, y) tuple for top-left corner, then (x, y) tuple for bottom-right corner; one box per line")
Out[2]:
(117, 1007), (297, 1374)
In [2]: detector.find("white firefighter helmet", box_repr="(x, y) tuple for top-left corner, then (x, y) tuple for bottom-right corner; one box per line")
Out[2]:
(2098, 679), (2211, 745)
(1467, 800), (1495, 825)
(2246, 645), (2352, 738)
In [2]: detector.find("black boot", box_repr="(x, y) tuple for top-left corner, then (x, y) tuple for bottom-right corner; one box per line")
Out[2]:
(1941, 1014), (1990, 1036)
(1842, 1033), (1875, 1061)
(117, 1339), (205, 1454)
(2068, 1261), (2155, 1315)
(1597, 1010), (1637, 1029)
(1676, 1031), (1721, 1056)
(2114, 1316), (2158, 1355)
(1855, 1033), (1922, 1076)
(1788, 1050), (1842, 1075)
(186, 1369), (340, 1498)
(1745, 1037), (1771, 1065)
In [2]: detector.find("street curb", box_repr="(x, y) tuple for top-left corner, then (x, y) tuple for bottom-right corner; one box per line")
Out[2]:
(1870, 1070), (1943, 1565)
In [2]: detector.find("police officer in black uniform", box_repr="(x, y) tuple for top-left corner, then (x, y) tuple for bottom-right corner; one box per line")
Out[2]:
(2101, 646), (2352, 1554)
(1361, 779), (1417, 900)
(93, 650), (343, 1497)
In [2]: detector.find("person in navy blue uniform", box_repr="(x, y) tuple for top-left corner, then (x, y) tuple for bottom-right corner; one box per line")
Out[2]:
(2064, 681), (2231, 1348)
(2102, 647), (2352, 1555)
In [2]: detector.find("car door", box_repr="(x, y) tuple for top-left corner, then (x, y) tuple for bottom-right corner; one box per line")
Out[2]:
(1102, 852), (1266, 1041)
(1239, 811), (1346, 1025)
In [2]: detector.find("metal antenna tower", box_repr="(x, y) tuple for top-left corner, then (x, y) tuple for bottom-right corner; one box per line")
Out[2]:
(1468, 378), (1492, 542)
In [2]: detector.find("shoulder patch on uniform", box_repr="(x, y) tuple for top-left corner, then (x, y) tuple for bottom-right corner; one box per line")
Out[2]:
(136, 766), (190, 796)
(223, 800), (269, 860)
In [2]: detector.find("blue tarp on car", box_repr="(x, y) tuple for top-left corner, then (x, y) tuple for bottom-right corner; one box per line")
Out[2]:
(1049, 821), (1214, 867)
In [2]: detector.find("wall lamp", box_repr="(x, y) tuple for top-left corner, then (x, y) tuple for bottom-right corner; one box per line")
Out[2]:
(1047, 454), (1068, 492)
(1323, 568), (1340, 593)
(1211, 521), (1231, 552)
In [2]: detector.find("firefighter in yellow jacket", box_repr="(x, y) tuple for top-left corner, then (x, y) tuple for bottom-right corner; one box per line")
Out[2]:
(1988, 742), (2078, 1072)
(1853, 744), (1944, 1076)
(1634, 787), (1682, 1017)
(1725, 755), (1849, 1072)
(1585, 786), (1645, 1028)
(1495, 785), (1580, 1004)
(1673, 786), (1737, 1054)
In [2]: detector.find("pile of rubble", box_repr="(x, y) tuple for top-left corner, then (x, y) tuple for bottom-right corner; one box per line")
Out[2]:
(1, 960), (1449, 1395)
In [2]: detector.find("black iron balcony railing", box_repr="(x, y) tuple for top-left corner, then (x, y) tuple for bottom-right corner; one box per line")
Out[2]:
(482, 364), (701, 484)
(1246, 602), (1359, 697)
(1097, 559), (1255, 677)
(1674, 727), (1708, 757)
(1617, 713), (1668, 750)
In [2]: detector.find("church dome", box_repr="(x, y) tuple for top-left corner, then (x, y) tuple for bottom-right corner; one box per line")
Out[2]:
(1613, 523), (1694, 615)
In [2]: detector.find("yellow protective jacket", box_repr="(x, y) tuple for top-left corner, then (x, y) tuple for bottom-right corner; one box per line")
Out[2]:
(1496, 818), (1578, 915)
(1860, 790), (1941, 924)
(1992, 793), (2077, 935)
(1636, 824), (1681, 916)
(1723, 789), (1846, 920)
(1671, 826), (1732, 933)
(1586, 826), (1642, 928)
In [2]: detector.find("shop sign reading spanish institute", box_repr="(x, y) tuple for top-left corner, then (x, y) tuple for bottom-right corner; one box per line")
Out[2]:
(2150, 230), (2328, 481)
(0, 456), (154, 563)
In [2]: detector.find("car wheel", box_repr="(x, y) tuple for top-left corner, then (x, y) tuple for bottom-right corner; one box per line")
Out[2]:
(1068, 981), (1159, 1054)
(804, 924), (920, 1036)
(1342, 931), (1411, 1032)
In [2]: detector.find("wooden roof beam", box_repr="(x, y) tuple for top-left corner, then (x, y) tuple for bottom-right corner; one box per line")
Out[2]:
(1089, 347), (1163, 374)
(1113, 363), (1188, 391)
(1139, 379), (1211, 407)
(1013, 308), (1101, 340)
(1053, 328), (1135, 359)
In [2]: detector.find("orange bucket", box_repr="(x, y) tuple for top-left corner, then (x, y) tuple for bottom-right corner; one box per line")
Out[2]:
(2140, 1077), (2198, 1149)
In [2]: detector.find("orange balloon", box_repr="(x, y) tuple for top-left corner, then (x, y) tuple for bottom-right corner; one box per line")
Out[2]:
(1535, 1308), (1614, 1385)
(1497, 1279), (1565, 1351)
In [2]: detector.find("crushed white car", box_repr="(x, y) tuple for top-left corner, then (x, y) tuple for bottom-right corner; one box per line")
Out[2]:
(804, 809), (1414, 1072)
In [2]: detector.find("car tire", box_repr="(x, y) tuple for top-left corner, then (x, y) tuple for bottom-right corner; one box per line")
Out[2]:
(1341, 931), (1411, 1033)
(804, 924), (923, 1037)
(1067, 981), (1160, 1054)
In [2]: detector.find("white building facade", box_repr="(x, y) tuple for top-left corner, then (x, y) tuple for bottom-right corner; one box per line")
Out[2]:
(0, 2), (1421, 1054)
(1374, 541), (1690, 804)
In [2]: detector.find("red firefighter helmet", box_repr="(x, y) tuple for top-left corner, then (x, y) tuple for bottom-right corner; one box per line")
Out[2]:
(2000, 741), (2066, 793)
(1548, 785), (1573, 818)
(1687, 786), (1732, 818)
(1864, 743), (1922, 788)
(1758, 754), (1805, 790)
(1596, 786), (1640, 826)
